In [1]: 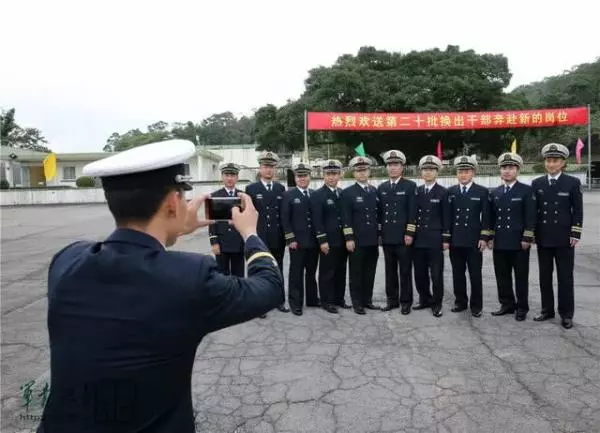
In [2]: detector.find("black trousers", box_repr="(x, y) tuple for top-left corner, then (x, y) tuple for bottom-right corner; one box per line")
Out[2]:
(318, 246), (348, 306)
(492, 249), (529, 312)
(450, 247), (483, 312)
(537, 246), (575, 319)
(215, 252), (244, 277)
(348, 246), (379, 308)
(413, 247), (444, 307)
(383, 244), (413, 306)
(269, 247), (287, 307)
(288, 248), (319, 309)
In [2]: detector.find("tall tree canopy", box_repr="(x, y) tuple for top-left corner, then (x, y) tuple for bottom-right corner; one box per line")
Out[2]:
(102, 112), (255, 152)
(0, 108), (51, 153)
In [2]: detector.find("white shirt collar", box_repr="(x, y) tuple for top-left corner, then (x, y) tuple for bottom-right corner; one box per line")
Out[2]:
(459, 181), (473, 192)
(297, 186), (309, 194)
(328, 185), (338, 193)
(390, 177), (401, 185)
(357, 182), (370, 190)
(261, 179), (273, 188)
(548, 172), (562, 181)
(224, 187), (236, 194)
(504, 180), (517, 188)
(424, 182), (437, 190)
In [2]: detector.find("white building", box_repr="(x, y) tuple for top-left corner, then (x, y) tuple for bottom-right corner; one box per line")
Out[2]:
(0, 146), (223, 187)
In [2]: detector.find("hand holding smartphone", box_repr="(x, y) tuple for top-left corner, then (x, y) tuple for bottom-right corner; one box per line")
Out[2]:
(205, 196), (244, 222)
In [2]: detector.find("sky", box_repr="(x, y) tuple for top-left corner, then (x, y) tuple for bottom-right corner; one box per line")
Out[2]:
(1, 0), (598, 153)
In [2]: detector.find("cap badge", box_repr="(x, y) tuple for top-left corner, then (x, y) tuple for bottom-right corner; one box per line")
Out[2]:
(426, 156), (433, 162)
(504, 154), (511, 161)
(390, 151), (397, 157)
(461, 156), (468, 163)
(266, 152), (273, 158)
(549, 144), (557, 151)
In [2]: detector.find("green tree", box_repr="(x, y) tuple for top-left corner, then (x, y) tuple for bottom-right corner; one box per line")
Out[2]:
(1, 108), (51, 152)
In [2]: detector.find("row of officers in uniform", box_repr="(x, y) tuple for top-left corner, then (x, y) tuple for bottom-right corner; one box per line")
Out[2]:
(208, 143), (583, 329)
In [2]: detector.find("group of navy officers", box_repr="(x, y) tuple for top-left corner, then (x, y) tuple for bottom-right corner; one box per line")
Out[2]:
(207, 143), (583, 329)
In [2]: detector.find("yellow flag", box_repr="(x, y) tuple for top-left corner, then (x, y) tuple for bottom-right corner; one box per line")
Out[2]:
(43, 153), (57, 181)
(510, 139), (517, 153)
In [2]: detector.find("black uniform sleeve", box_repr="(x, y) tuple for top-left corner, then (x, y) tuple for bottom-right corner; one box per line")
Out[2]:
(280, 191), (295, 245)
(441, 189), (451, 243)
(376, 185), (383, 234)
(488, 192), (496, 241)
(522, 187), (536, 243)
(480, 187), (492, 242)
(208, 191), (219, 246)
(310, 193), (327, 245)
(340, 189), (354, 242)
(406, 181), (417, 236)
(198, 235), (284, 334)
(570, 177), (583, 240)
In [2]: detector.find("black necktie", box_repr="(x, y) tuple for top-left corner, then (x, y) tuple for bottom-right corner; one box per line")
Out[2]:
(303, 190), (308, 198)
(391, 181), (396, 190)
(504, 185), (510, 194)
(425, 187), (430, 195)
(550, 178), (556, 186)
(462, 186), (467, 195)
(229, 190), (234, 197)
(266, 183), (271, 191)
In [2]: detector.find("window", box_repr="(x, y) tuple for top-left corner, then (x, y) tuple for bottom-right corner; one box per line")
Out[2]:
(63, 166), (76, 180)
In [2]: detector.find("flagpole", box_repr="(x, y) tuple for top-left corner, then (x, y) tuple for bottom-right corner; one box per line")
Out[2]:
(587, 104), (592, 191)
(303, 109), (308, 163)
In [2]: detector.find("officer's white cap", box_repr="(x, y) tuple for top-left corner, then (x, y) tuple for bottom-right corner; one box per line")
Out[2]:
(497, 152), (523, 168)
(418, 155), (443, 170)
(348, 156), (372, 170)
(454, 155), (478, 170)
(382, 150), (407, 165)
(541, 143), (569, 159)
(82, 139), (195, 191)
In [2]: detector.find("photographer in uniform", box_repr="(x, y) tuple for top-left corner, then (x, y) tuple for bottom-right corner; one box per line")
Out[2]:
(36, 140), (284, 433)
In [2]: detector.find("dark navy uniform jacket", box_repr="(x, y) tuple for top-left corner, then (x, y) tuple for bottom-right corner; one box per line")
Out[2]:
(531, 173), (583, 247)
(281, 187), (317, 248)
(37, 229), (283, 433)
(340, 183), (379, 247)
(447, 183), (492, 248)
(489, 181), (536, 250)
(208, 187), (244, 253)
(377, 178), (417, 245)
(310, 185), (344, 248)
(245, 181), (286, 250)
(414, 183), (451, 249)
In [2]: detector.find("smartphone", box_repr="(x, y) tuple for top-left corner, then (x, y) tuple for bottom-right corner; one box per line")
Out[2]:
(205, 196), (242, 221)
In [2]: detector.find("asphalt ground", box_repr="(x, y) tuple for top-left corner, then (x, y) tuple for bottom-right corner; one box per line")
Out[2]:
(1, 194), (599, 433)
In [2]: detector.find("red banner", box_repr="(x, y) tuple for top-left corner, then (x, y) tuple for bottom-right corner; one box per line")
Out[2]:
(306, 107), (589, 131)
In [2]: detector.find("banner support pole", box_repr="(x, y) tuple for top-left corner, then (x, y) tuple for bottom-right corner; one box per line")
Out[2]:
(303, 109), (308, 163)
(588, 104), (592, 190)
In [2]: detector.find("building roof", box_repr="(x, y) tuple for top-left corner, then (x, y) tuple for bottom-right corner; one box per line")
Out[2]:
(204, 143), (257, 150)
(1, 146), (223, 163)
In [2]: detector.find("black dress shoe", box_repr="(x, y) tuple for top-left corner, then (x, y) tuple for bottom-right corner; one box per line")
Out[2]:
(491, 306), (515, 316)
(401, 305), (411, 315)
(533, 312), (555, 322)
(336, 302), (352, 309)
(291, 308), (303, 316)
(471, 310), (482, 318)
(277, 304), (290, 313)
(307, 300), (321, 308)
(364, 303), (379, 310)
(259, 314), (267, 319)
(515, 311), (526, 321)
(451, 305), (468, 313)
(381, 303), (399, 312)
(561, 318), (573, 329)
(353, 307), (366, 315)
(432, 306), (443, 317)
(413, 303), (431, 310)
(323, 304), (338, 314)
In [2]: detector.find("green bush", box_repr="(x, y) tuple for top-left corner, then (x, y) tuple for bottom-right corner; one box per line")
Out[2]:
(0, 179), (10, 189)
(532, 162), (545, 173)
(75, 176), (96, 187)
